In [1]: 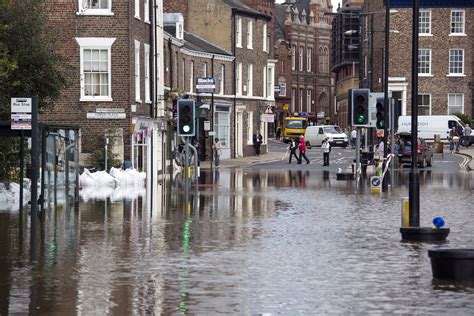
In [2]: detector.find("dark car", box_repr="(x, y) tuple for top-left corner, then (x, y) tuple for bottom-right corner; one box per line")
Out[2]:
(396, 133), (433, 168)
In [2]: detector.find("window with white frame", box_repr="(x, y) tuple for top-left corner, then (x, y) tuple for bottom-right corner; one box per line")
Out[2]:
(419, 10), (431, 35)
(263, 23), (268, 52)
(135, 0), (140, 19)
(307, 47), (312, 72)
(176, 22), (184, 40)
(266, 65), (274, 99)
(78, 0), (113, 15)
(279, 77), (286, 97)
(449, 49), (464, 75)
(144, 0), (149, 23)
(417, 94), (431, 115)
(291, 88), (296, 112)
(200, 62), (207, 78)
(299, 88), (303, 112)
(299, 46), (304, 71)
(247, 112), (253, 144)
(307, 89), (312, 112)
(236, 17), (242, 48)
(189, 61), (194, 93)
(76, 37), (116, 101)
(181, 58), (185, 88)
(219, 64), (225, 95)
(418, 49), (431, 75)
(236, 62), (242, 95)
(451, 10), (465, 34)
(144, 44), (150, 103)
(247, 64), (253, 96)
(263, 66), (267, 97)
(135, 40), (141, 102)
(448, 93), (464, 114)
(247, 20), (253, 49)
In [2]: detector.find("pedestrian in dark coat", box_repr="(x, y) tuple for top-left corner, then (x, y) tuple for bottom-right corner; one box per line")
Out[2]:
(253, 130), (263, 156)
(288, 138), (300, 164)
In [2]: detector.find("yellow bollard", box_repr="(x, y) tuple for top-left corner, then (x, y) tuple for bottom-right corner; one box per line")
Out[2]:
(401, 197), (409, 227)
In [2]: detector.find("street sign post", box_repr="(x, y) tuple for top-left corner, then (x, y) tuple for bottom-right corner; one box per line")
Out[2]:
(11, 98), (32, 130)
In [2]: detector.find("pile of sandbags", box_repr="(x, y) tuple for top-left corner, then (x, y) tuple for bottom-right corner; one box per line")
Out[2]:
(109, 167), (146, 187)
(79, 168), (120, 188)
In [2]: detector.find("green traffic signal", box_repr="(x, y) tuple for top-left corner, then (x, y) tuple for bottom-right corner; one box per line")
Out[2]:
(357, 115), (365, 123)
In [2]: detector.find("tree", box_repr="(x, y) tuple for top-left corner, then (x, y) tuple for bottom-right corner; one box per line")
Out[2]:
(0, 0), (68, 120)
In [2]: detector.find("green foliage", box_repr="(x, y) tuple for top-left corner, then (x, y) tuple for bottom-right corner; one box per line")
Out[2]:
(90, 136), (121, 171)
(453, 113), (472, 126)
(0, 137), (23, 181)
(0, 0), (69, 120)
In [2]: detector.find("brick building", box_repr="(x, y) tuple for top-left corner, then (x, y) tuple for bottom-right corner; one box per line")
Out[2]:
(274, 0), (333, 125)
(163, 13), (235, 160)
(164, 0), (275, 158)
(42, 0), (166, 172)
(330, 0), (363, 129)
(362, 1), (473, 120)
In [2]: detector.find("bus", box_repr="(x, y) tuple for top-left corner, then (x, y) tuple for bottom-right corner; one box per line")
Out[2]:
(283, 116), (308, 142)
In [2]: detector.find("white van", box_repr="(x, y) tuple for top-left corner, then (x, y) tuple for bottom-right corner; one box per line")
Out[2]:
(397, 115), (464, 142)
(304, 125), (349, 148)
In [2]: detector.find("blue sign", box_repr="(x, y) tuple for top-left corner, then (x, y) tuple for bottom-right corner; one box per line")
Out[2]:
(386, 0), (474, 7)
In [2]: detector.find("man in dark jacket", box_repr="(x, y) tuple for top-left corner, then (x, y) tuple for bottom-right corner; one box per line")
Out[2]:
(288, 138), (300, 164)
(253, 130), (263, 156)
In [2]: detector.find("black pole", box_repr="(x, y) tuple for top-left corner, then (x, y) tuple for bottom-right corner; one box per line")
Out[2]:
(382, 1), (390, 192)
(19, 131), (24, 212)
(211, 55), (215, 172)
(409, 0), (420, 227)
(30, 96), (39, 226)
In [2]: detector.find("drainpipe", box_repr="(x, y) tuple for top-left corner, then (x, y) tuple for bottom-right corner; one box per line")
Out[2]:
(232, 10), (237, 158)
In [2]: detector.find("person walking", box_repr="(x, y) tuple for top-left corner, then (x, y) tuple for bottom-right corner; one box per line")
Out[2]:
(298, 136), (310, 164)
(350, 128), (357, 149)
(276, 126), (282, 141)
(253, 130), (263, 156)
(322, 138), (331, 166)
(463, 123), (472, 148)
(288, 138), (300, 164)
(212, 138), (222, 168)
(449, 127), (460, 153)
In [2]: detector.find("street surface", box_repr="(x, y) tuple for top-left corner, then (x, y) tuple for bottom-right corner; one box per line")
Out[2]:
(0, 142), (473, 314)
(262, 139), (467, 172)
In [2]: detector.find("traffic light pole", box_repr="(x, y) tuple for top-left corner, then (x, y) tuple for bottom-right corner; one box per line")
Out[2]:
(409, 0), (420, 227)
(382, 1), (390, 192)
(356, 127), (361, 176)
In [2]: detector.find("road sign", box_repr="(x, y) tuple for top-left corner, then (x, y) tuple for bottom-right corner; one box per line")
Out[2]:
(204, 120), (211, 131)
(264, 105), (273, 114)
(371, 176), (382, 194)
(386, 0), (474, 7)
(274, 85), (281, 93)
(261, 114), (274, 123)
(11, 98), (32, 130)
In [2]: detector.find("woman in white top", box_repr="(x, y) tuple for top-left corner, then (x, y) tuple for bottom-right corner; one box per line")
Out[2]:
(213, 138), (222, 167)
(322, 138), (331, 166)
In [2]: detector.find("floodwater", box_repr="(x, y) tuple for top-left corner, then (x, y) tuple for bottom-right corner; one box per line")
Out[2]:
(0, 169), (473, 314)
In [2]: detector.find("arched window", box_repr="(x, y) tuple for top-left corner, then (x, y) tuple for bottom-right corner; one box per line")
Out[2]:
(319, 92), (329, 114)
(318, 47), (324, 73)
(323, 47), (329, 74)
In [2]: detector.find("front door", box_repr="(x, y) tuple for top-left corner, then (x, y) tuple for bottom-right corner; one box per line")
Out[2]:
(236, 112), (243, 157)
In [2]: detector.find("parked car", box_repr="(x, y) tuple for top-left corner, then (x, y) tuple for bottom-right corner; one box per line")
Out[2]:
(396, 133), (433, 168)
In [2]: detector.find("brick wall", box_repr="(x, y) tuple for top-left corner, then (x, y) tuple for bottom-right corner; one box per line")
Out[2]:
(43, 0), (153, 162)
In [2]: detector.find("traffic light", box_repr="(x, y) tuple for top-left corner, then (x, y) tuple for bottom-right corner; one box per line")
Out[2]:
(177, 99), (195, 136)
(375, 97), (385, 129)
(351, 89), (370, 126)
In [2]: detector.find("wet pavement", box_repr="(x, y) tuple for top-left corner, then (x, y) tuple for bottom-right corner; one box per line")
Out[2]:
(0, 167), (474, 314)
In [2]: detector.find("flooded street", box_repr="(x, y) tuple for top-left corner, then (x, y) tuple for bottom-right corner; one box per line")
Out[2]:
(1, 169), (474, 314)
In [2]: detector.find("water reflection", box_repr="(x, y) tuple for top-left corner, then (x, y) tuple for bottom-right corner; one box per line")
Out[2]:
(0, 169), (473, 313)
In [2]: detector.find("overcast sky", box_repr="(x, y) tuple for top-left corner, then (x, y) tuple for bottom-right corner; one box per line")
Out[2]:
(275, 0), (340, 12)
